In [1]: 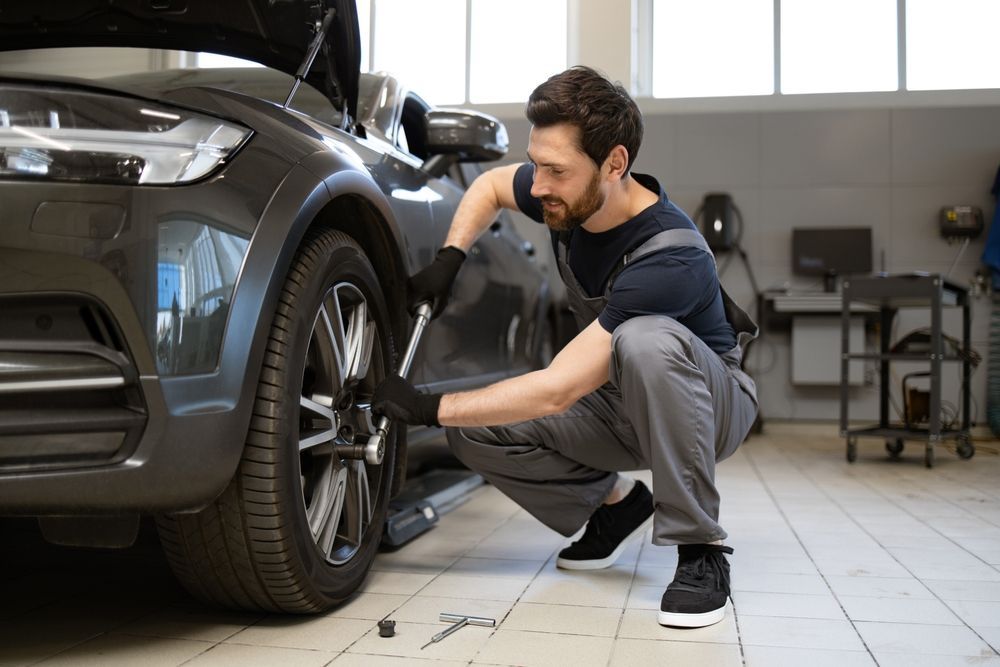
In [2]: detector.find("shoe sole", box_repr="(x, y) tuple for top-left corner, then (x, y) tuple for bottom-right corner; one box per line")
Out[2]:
(657, 606), (726, 628)
(555, 514), (653, 570)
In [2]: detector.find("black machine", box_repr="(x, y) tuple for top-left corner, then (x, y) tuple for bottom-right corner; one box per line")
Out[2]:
(792, 227), (873, 292)
(940, 205), (984, 239)
(697, 192), (739, 252)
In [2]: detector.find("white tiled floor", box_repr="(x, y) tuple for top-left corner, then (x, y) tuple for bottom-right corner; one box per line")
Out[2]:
(3, 424), (1000, 666)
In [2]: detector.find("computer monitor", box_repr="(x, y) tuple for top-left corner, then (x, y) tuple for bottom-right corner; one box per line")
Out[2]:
(792, 227), (873, 292)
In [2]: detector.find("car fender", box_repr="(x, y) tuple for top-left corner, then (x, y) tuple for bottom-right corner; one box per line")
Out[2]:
(174, 155), (410, 509)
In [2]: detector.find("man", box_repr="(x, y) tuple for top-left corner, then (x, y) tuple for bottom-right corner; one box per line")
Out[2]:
(373, 66), (758, 628)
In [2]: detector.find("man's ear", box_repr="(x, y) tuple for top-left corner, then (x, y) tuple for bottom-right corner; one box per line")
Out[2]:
(604, 145), (629, 181)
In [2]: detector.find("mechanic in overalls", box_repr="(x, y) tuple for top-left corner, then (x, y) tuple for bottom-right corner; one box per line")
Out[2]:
(373, 66), (758, 628)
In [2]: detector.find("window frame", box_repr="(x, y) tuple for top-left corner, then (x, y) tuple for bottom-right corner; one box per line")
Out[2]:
(360, 0), (569, 106)
(277, 0), (1000, 120)
(641, 0), (999, 104)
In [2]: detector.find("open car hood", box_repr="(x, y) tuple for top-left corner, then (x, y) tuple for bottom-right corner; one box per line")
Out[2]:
(0, 0), (361, 123)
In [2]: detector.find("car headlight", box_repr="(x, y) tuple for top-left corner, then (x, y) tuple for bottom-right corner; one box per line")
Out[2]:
(0, 85), (251, 185)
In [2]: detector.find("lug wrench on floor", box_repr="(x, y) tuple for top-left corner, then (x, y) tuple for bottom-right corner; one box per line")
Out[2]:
(364, 302), (433, 465)
(421, 612), (497, 650)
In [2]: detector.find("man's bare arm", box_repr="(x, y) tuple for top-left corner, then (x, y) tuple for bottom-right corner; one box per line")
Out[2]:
(444, 163), (523, 252)
(437, 319), (613, 427)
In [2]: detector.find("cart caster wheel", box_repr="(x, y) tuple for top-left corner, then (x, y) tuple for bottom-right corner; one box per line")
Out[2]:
(956, 435), (975, 460)
(847, 438), (858, 463)
(885, 438), (904, 459)
(925, 446), (935, 468)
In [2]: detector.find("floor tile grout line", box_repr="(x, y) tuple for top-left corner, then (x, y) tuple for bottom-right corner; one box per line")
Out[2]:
(18, 594), (187, 667)
(861, 454), (1000, 532)
(605, 529), (644, 667)
(741, 442), (880, 664)
(806, 441), (1000, 572)
(929, 456), (1000, 504)
(337, 490), (531, 660)
(730, 594), (748, 667)
(795, 451), (1000, 656)
(768, 438), (1000, 658)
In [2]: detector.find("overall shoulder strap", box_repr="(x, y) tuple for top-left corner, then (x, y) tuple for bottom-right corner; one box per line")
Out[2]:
(625, 228), (714, 265)
(606, 228), (715, 294)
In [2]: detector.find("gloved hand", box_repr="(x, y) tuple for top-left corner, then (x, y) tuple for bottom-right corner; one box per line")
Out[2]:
(372, 374), (442, 426)
(407, 246), (466, 318)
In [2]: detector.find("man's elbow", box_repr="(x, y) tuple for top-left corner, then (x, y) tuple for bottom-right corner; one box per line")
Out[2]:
(536, 373), (581, 416)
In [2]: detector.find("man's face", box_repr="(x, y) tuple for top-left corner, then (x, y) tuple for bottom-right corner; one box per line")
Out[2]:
(527, 123), (605, 232)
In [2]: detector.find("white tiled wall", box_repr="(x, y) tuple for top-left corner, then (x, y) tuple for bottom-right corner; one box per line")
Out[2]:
(503, 104), (1000, 423)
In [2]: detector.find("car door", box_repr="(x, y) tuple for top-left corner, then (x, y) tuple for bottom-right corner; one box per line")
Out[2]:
(394, 93), (514, 392)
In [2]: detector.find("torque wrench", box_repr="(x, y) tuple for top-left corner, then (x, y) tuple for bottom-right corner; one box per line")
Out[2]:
(364, 302), (433, 465)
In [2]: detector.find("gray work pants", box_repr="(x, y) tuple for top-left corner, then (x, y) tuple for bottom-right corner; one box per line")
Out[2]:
(446, 315), (758, 545)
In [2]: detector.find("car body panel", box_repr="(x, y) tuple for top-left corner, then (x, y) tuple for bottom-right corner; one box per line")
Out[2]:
(0, 63), (549, 513)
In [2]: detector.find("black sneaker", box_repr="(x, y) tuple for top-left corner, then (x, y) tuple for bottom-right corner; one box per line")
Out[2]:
(659, 544), (733, 627)
(556, 480), (654, 570)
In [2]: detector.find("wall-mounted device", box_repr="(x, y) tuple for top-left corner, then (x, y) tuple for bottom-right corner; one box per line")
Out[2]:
(791, 227), (873, 292)
(696, 193), (738, 252)
(939, 206), (984, 239)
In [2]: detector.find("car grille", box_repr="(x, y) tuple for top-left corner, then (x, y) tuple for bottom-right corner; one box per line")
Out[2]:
(0, 294), (148, 471)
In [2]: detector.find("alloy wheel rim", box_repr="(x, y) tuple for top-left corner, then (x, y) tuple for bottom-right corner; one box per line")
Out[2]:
(298, 280), (382, 566)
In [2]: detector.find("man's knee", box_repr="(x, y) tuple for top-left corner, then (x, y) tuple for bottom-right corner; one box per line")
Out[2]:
(445, 425), (500, 464)
(612, 316), (692, 370)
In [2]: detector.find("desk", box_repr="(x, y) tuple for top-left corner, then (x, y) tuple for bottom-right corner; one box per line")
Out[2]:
(759, 291), (878, 385)
(761, 291), (878, 328)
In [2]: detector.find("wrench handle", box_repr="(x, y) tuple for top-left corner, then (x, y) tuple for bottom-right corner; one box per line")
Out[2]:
(365, 303), (433, 464)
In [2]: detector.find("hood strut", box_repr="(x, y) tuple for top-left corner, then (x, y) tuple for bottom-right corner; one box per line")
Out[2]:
(283, 8), (339, 118)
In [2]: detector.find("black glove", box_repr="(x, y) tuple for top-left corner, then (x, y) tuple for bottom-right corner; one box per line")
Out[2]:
(407, 246), (466, 318)
(372, 374), (442, 426)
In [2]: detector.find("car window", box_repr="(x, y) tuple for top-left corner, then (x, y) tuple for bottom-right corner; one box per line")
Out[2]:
(399, 93), (429, 160)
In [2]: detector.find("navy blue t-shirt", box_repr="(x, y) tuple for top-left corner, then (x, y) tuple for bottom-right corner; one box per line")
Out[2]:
(513, 163), (736, 354)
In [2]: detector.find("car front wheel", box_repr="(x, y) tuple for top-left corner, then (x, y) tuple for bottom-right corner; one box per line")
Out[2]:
(157, 228), (398, 612)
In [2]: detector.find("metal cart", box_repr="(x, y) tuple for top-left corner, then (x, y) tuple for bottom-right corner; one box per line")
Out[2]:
(839, 273), (973, 468)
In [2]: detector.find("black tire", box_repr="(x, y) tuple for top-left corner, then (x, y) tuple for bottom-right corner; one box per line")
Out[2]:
(846, 438), (857, 462)
(956, 434), (975, 460)
(885, 438), (904, 458)
(156, 229), (398, 613)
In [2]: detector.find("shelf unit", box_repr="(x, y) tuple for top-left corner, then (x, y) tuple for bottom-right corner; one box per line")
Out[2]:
(839, 273), (973, 467)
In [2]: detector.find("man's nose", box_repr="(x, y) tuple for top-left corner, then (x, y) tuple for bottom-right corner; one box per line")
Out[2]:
(529, 174), (548, 198)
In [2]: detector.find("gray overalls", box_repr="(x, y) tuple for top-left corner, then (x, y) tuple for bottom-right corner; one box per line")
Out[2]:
(446, 228), (759, 545)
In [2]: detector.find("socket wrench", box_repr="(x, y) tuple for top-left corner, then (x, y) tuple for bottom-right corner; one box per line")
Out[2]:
(363, 302), (433, 465)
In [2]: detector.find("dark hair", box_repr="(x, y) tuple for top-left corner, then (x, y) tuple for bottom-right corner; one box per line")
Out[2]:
(526, 66), (643, 173)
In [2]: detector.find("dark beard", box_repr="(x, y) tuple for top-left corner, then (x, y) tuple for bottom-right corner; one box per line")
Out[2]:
(542, 171), (604, 232)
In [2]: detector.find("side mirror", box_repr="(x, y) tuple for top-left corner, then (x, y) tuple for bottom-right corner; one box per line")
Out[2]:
(422, 109), (509, 178)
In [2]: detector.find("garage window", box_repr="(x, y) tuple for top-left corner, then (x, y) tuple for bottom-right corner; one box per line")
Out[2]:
(651, 0), (774, 98)
(780, 0), (897, 94)
(906, 0), (1000, 91)
(650, 0), (1000, 100)
(362, 0), (568, 106)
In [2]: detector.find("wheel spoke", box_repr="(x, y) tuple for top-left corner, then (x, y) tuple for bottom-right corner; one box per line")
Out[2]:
(299, 394), (338, 452)
(318, 301), (347, 391)
(344, 299), (375, 385)
(315, 465), (348, 557)
(353, 320), (376, 385)
(346, 460), (372, 545)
